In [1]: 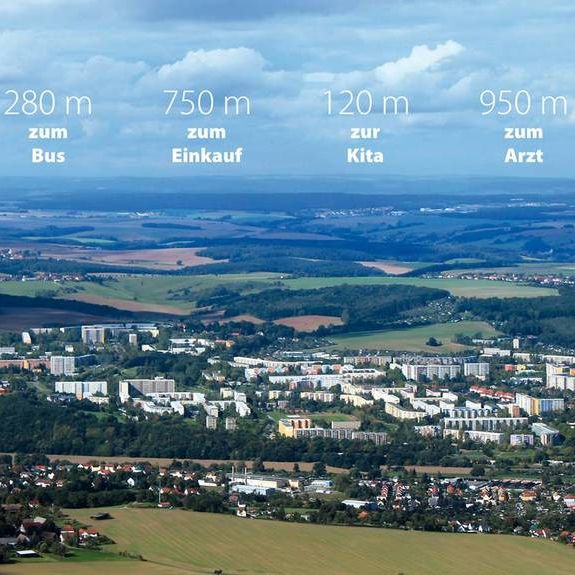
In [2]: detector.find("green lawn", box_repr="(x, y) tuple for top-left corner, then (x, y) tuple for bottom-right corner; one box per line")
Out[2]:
(16, 507), (565, 575)
(330, 320), (500, 352)
(311, 412), (358, 422)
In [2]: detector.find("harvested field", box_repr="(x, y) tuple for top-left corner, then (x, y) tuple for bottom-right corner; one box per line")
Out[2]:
(0, 307), (122, 331)
(359, 260), (414, 275)
(68, 294), (188, 315)
(52, 247), (220, 270)
(274, 314), (344, 331)
(46, 507), (575, 575)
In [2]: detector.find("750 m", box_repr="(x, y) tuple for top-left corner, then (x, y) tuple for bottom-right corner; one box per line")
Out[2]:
(164, 89), (251, 116)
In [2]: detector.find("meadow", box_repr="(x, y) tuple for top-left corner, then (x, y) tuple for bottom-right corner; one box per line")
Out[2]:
(330, 320), (500, 352)
(282, 276), (558, 298)
(0, 274), (556, 317)
(6, 507), (575, 575)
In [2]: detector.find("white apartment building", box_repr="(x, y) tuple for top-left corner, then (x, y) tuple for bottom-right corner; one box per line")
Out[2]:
(397, 363), (461, 381)
(300, 391), (336, 402)
(463, 362), (490, 380)
(546, 364), (575, 391)
(119, 377), (176, 401)
(55, 380), (107, 400)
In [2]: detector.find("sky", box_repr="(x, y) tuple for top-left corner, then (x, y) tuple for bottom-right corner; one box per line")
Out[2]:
(0, 0), (574, 177)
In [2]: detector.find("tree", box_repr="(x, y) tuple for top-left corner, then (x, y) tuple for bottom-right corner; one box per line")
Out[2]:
(312, 461), (327, 476)
(471, 465), (485, 477)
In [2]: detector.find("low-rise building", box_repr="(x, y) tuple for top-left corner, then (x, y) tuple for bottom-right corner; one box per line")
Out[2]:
(385, 403), (425, 421)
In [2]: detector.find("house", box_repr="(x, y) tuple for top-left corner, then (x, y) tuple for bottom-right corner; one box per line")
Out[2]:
(520, 490), (538, 503)
(60, 524), (76, 543)
(78, 527), (99, 541)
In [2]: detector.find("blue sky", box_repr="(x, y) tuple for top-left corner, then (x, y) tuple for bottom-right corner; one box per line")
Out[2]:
(0, 0), (574, 177)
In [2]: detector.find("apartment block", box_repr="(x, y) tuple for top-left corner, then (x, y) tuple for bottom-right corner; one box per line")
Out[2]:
(55, 380), (107, 400)
(515, 392), (565, 416)
(119, 377), (176, 401)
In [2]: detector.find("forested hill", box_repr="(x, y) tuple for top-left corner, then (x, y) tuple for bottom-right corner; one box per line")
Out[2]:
(202, 284), (450, 331)
(457, 288), (575, 347)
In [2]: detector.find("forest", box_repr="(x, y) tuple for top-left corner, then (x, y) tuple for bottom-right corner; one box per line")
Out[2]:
(213, 284), (449, 331)
(0, 394), (458, 470)
(458, 288), (575, 347)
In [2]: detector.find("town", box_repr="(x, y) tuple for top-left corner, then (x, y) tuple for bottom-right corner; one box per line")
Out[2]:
(1, 317), (574, 564)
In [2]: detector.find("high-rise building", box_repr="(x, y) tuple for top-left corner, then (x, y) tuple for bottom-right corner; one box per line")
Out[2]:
(546, 364), (575, 391)
(81, 326), (106, 345)
(118, 377), (175, 401)
(463, 362), (490, 380)
(516, 392), (564, 416)
(55, 381), (108, 400)
(50, 356), (77, 376)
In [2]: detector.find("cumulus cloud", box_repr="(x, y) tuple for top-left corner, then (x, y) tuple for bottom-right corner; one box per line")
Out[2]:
(155, 48), (266, 84)
(54, 56), (149, 96)
(375, 40), (464, 86)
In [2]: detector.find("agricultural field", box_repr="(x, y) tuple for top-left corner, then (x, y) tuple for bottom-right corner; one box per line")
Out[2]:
(0, 273), (281, 315)
(273, 314), (344, 331)
(282, 277), (558, 298)
(7, 507), (575, 575)
(330, 320), (500, 352)
(50, 247), (222, 271)
(0, 274), (556, 318)
(358, 260), (418, 275)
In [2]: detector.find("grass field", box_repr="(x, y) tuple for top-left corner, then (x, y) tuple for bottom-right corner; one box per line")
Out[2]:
(0, 274), (281, 314)
(7, 506), (574, 575)
(281, 276), (558, 298)
(330, 320), (500, 352)
(0, 274), (555, 317)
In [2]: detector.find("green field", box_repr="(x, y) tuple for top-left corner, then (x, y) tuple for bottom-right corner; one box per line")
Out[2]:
(0, 274), (281, 314)
(0, 274), (556, 316)
(330, 320), (500, 352)
(7, 506), (574, 575)
(282, 276), (558, 298)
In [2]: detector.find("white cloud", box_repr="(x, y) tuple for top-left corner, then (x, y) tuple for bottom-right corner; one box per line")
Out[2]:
(375, 40), (464, 86)
(53, 56), (149, 96)
(154, 47), (266, 85)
